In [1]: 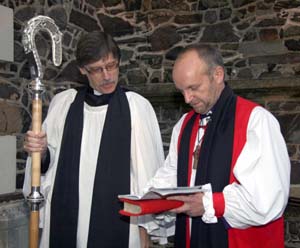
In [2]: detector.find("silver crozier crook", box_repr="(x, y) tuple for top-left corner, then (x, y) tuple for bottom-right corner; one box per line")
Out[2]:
(22, 15), (62, 248)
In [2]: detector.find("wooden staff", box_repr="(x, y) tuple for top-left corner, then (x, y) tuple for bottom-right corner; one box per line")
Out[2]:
(27, 80), (45, 248)
(28, 88), (44, 248)
(22, 15), (62, 248)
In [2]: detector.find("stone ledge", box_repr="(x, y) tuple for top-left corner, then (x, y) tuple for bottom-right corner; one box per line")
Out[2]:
(289, 197), (300, 207)
(5, 77), (298, 104)
(229, 77), (300, 90)
(0, 192), (23, 204)
(289, 186), (300, 207)
(290, 186), (300, 198)
(128, 77), (300, 98)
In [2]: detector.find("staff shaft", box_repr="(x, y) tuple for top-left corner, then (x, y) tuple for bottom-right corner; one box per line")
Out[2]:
(29, 96), (43, 248)
(29, 211), (40, 248)
(31, 97), (42, 186)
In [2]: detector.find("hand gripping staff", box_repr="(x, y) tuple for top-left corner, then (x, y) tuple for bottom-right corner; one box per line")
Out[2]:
(22, 15), (62, 248)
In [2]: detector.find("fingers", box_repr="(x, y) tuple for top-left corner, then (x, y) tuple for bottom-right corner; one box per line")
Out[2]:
(24, 130), (47, 154)
(169, 203), (190, 214)
(168, 195), (193, 215)
(167, 193), (205, 217)
(26, 130), (46, 138)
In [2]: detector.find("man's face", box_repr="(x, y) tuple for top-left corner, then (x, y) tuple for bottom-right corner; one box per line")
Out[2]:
(80, 53), (119, 94)
(172, 50), (224, 114)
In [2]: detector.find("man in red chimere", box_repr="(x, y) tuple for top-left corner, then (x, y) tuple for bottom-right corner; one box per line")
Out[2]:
(147, 44), (290, 248)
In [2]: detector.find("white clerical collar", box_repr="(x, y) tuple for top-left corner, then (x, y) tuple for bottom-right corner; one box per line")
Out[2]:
(200, 110), (212, 118)
(93, 89), (102, 96)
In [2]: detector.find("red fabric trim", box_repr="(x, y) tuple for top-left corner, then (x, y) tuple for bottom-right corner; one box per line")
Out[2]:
(177, 110), (200, 186)
(177, 110), (199, 248)
(228, 97), (284, 248)
(228, 217), (284, 248)
(186, 114), (199, 248)
(212, 192), (225, 217)
(230, 97), (257, 184)
(177, 110), (195, 151)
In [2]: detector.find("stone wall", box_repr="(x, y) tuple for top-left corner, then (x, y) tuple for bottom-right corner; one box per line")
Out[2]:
(0, 0), (300, 247)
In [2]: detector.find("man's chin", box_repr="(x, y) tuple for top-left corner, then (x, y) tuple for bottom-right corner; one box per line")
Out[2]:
(191, 104), (202, 113)
(193, 106), (207, 114)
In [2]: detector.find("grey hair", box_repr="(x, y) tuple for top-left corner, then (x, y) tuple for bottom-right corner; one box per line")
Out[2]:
(177, 44), (224, 75)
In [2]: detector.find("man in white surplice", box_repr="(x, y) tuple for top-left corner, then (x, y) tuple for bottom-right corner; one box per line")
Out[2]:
(23, 31), (167, 248)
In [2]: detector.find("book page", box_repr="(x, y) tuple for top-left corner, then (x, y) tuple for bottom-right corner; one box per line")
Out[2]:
(118, 185), (204, 200)
(150, 185), (204, 196)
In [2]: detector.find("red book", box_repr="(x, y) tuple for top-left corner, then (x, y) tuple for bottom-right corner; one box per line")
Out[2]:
(118, 185), (203, 216)
(119, 198), (183, 216)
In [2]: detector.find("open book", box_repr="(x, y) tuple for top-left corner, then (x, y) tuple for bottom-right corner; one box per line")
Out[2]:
(118, 185), (204, 216)
(118, 185), (204, 200)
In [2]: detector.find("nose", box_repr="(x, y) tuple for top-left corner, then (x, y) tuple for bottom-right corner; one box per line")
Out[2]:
(102, 68), (110, 79)
(183, 90), (193, 104)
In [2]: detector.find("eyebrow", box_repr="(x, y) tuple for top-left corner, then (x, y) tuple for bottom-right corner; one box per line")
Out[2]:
(87, 61), (117, 69)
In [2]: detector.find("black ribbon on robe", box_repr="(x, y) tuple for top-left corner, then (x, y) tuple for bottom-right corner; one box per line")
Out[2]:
(50, 85), (131, 248)
(175, 85), (237, 248)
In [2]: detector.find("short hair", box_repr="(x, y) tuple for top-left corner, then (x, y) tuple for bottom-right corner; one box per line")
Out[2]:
(76, 31), (121, 68)
(177, 44), (224, 74)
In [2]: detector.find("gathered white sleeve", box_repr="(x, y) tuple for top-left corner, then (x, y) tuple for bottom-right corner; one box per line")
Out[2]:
(220, 106), (291, 228)
(129, 92), (165, 196)
(127, 93), (169, 241)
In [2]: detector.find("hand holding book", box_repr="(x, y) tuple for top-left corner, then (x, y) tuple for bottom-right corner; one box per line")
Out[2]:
(118, 185), (204, 216)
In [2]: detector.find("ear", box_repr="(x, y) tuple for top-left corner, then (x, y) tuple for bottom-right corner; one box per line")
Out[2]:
(213, 66), (225, 84)
(79, 67), (87, 75)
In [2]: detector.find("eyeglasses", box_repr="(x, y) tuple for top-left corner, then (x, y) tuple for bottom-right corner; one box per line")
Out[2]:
(84, 61), (119, 75)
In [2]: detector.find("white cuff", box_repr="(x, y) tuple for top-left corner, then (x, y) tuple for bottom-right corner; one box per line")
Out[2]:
(201, 183), (218, 223)
(138, 213), (175, 242)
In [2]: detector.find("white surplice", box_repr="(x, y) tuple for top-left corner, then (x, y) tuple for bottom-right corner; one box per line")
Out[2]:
(23, 88), (165, 248)
(147, 106), (290, 229)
